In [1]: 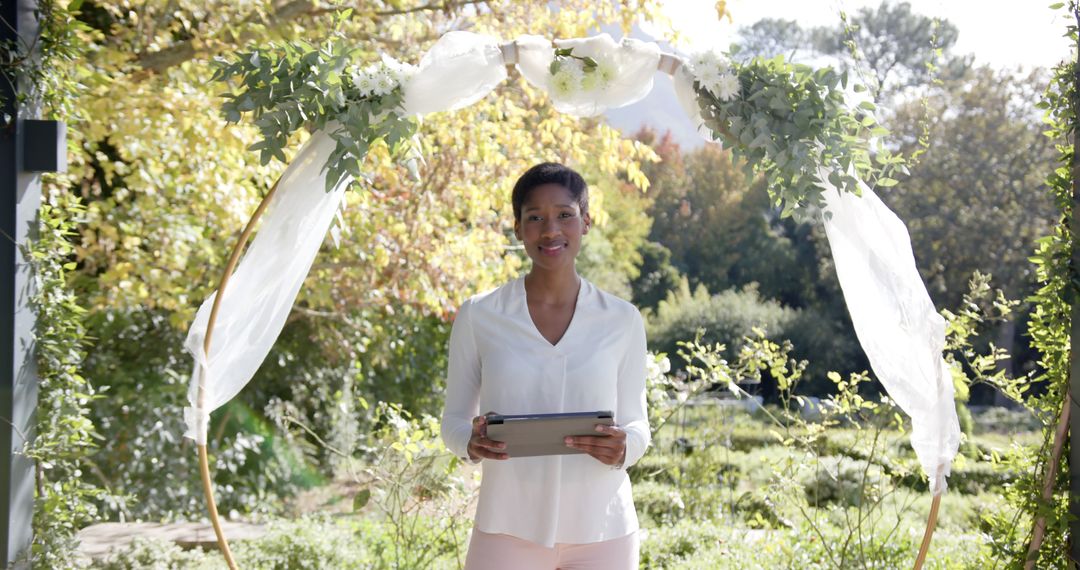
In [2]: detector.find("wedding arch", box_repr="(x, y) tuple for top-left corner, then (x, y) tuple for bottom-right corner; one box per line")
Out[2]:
(182, 31), (962, 569)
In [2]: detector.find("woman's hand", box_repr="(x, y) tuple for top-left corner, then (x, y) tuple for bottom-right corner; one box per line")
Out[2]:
(565, 424), (626, 467)
(468, 413), (509, 461)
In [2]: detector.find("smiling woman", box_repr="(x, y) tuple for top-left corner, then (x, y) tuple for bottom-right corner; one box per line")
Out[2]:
(440, 162), (650, 570)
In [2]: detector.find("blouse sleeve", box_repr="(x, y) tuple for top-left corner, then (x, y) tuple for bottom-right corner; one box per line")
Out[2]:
(617, 308), (651, 469)
(441, 298), (482, 464)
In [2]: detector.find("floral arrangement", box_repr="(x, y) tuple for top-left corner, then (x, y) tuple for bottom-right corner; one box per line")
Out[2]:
(686, 50), (906, 215)
(548, 48), (618, 97)
(212, 36), (419, 192)
(349, 55), (417, 99)
(686, 51), (741, 102)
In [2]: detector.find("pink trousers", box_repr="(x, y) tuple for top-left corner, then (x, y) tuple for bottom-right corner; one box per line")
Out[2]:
(463, 528), (640, 570)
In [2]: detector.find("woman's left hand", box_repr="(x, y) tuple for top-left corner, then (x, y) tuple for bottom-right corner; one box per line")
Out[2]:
(565, 424), (626, 467)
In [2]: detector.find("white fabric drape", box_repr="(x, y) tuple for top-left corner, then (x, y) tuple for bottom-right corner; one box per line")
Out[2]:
(820, 178), (960, 494)
(672, 63), (713, 141)
(184, 31), (960, 495)
(402, 31), (507, 117)
(678, 64), (960, 492)
(183, 132), (348, 443)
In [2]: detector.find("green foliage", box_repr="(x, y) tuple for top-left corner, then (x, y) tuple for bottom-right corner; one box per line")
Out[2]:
(83, 309), (314, 521)
(630, 241), (683, 309)
(694, 54), (905, 215)
(213, 35), (419, 191)
(975, 5), (1077, 567)
(23, 190), (103, 568)
(0, 0), (92, 121)
(799, 455), (888, 507)
(93, 518), (372, 570)
(645, 278), (797, 367)
(93, 537), (219, 570)
(887, 67), (1058, 308)
(336, 402), (475, 570)
(577, 172), (655, 299)
(737, 3), (964, 101)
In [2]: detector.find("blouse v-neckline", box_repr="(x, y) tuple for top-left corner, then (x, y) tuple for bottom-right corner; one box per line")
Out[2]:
(519, 275), (585, 350)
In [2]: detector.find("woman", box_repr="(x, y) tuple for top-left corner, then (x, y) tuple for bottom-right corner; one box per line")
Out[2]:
(441, 162), (651, 569)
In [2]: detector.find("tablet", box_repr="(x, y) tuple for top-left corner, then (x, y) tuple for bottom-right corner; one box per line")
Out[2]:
(485, 410), (614, 458)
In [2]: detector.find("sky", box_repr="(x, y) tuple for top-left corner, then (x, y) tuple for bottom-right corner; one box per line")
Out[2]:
(647, 0), (1072, 70)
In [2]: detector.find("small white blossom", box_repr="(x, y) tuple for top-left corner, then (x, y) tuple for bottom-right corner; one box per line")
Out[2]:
(690, 50), (735, 98)
(715, 73), (741, 101)
(352, 72), (376, 97)
(373, 71), (396, 96)
(696, 65), (721, 87)
(552, 69), (581, 97)
(691, 50), (720, 72)
(595, 59), (618, 87)
(561, 58), (586, 82)
(380, 54), (416, 84)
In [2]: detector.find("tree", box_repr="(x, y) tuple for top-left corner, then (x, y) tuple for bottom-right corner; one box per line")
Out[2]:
(885, 66), (1057, 382)
(633, 129), (866, 383)
(637, 129), (816, 306)
(886, 66), (1056, 308)
(735, 1), (967, 102)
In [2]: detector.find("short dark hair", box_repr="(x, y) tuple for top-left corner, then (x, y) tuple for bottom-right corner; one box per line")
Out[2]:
(511, 162), (589, 222)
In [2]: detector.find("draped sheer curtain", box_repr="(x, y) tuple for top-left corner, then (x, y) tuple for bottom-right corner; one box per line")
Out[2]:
(184, 30), (959, 493)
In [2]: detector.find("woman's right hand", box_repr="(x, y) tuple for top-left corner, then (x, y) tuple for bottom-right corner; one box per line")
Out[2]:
(468, 413), (509, 461)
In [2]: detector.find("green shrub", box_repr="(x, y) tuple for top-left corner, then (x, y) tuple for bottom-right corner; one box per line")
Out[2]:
(92, 537), (218, 570)
(639, 519), (729, 568)
(732, 491), (790, 529)
(645, 279), (797, 366)
(232, 518), (370, 569)
(971, 406), (1040, 435)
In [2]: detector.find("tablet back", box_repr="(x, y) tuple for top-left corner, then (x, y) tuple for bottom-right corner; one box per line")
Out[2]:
(486, 411), (614, 458)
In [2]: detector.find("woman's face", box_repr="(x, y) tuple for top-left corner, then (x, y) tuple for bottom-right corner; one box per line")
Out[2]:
(514, 183), (591, 272)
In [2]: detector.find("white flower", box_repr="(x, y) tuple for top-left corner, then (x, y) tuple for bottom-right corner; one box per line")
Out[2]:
(715, 73), (741, 101)
(714, 57), (731, 75)
(691, 50), (720, 73)
(595, 59), (618, 87)
(696, 65), (721, 87)
(561, 58), (586, 82)
(581, 72), (600, 92)
(373, 71), (397, 96)
(552, 69), (581, 97)
(352, 70), (376, 98)
(379, 54), (417, 84)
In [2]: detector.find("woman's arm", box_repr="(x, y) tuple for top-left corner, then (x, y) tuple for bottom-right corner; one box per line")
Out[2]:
(440, 299), (482, 463)
(616, 309), (651, 469)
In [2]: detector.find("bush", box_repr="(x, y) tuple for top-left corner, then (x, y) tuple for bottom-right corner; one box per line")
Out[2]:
(782, 308), (866, 393)
(232, 518), (371, 570)
(84, 309), (313, 521)
(971, 406), (1041, 434)
(92, 537), (218, 570)
(639, 519), (729, 568)
(645, 279), (797, 366)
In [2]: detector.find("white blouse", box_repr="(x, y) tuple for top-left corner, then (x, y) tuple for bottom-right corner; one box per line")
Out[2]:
(440, 275), (651, 547)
